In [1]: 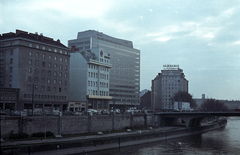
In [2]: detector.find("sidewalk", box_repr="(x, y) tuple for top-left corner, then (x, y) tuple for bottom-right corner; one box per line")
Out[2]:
(1, 127), (181, 154)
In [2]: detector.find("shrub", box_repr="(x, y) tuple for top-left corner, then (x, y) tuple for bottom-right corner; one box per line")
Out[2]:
(9, 131), (28, 140)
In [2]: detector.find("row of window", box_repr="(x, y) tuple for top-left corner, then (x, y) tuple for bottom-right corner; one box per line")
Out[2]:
(28, 68), (67, 77)
(29, 59), (68, 67)
(88, 90), (109, 96)
(99, 58), (110, 64)
(87, 81), (108, 88)
(28, 77), (68, 85)
(88, 64), (109, 72)
(27, 85), (67, 93)
(28, 44), (69, 55)
(29, 51), (68, 62)
(24, 94), (67, 100)
(0, 93), (16, 99)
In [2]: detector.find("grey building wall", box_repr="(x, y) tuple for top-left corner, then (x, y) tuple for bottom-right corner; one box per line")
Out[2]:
(151, 67), (188, 112)
(68, 30), (140, 109)
(0, 30), (70, 111)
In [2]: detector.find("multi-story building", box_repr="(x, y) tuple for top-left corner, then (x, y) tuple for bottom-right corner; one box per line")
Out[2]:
(0, 30), (70, 111)
(151, 65), (188, 112)
(69, 47), (112, 110)
(68, 30), (140, 110)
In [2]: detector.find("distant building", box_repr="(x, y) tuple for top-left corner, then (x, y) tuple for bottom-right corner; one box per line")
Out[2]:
(69, 47), (112, 110)
(68, 30), (140, 110)
(194, 94), (206, 109)
(151, 65), (188, 112)
(0, 30), (70, 111)
(139, 90), (151, 110)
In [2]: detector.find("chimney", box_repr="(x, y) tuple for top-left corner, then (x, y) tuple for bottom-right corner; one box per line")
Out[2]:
(57, 39), (60, 43)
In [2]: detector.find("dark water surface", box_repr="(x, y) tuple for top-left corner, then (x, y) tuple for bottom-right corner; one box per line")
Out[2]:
(91, 117), (240, 155)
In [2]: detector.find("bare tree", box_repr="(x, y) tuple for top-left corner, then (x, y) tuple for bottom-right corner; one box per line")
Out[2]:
(172, 91), (197, 109)
(200, 99), (228, 112)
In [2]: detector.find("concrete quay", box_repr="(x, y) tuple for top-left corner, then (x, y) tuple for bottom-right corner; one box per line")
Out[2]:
(1, 127), (185, 155)
(1, 120), (226, 155)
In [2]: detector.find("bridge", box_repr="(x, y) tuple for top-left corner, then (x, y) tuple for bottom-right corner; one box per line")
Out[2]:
(154, 112), (240, 127)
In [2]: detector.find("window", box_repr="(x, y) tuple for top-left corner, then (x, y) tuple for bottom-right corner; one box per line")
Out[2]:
(10, 58), (13, 64)
(35, 69), (39, 74)
(11, 50), (13, 55)
(41, 86), (44, 91)
(29, 51), (32, 56)
(42, 70), (45, 75)
(59, 88), (61, 92)
(36, 45), (39, 49)
(54, 49), (57, 53)
(48, 71), (51, 76)
(65, 58), (68, 62)
(27, 85), (31, 90)
(64, 80), (67, 85)
(47, 79), (51, 84)
(29, 59), (32, 65)
(43, 46), (45, 50)
(54, 56), (57, 61)
(54, 71), (57, 76)
(9, 76), (12, 82)
(47, 87), (51, 92)
(41, 78), (45, 83)
(28, 76), (32, 82)
(59, 72), (62, 77)
(65, 66), (67, 70)
(29, 43), (32, 47)
(60, 50), (62, 54)
(64, 73), (67, 78)
(35, 77), (38, 83)
(54, 64), (57, 68)
(48, 63), (51, 68)
(59, 65), (62, 69)
(35, 60), (39, 66)
(48, 55), (52, 59)
(43, 54), (45, 59)
(42, 62), (45, 67)
(28, 68), (32, 73)
(60, 57), (62, 61)
(53, 79), (56, 84)
(59, 80), (62, 85)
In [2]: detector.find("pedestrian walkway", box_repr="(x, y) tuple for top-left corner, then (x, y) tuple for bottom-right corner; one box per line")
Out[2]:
(1, 127), (183, 155)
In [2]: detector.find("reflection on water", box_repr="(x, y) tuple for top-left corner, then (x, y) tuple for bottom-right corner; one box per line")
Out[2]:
(99, 117), (240, 155)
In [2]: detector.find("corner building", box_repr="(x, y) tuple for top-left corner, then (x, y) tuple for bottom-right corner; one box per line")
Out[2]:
(68, 30), (140, 109)
(69, 47), (112, 111)
(151, 65), (188, 112)
(0, 30), (70, 111)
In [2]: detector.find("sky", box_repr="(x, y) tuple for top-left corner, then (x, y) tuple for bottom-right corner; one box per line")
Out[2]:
(1, 0), (240, 100)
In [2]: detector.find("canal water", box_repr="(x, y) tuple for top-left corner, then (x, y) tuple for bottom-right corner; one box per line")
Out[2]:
(94, 117), (240, 155)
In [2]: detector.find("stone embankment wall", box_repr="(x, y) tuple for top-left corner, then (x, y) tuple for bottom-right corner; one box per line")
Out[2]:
(1, 113), (153, 138)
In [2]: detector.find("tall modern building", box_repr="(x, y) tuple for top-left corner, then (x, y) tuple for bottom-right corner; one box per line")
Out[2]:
(69, 47), (112, 111)
(68, 30), (140, 109)
(151, 65), (188, 112)
(0, 30), (70, 111)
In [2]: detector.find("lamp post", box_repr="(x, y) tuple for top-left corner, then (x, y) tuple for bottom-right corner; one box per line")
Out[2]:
(31, 84), (35, 116)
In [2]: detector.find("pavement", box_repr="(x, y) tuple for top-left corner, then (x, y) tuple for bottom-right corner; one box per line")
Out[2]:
(1, 127), (182, 155)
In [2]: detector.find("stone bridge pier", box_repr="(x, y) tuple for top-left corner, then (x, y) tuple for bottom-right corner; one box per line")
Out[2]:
(156, 115), (205, 127)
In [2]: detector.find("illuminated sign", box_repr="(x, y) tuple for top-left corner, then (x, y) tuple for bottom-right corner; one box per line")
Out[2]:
(163, 64), (179, 70)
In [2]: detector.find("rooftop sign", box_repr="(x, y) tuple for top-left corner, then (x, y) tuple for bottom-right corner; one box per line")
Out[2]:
(163, 64), (179, 70)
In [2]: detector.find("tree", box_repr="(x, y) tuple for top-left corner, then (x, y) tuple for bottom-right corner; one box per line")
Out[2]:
(172, 91), (197, 109)
(200, 99), (229, 112)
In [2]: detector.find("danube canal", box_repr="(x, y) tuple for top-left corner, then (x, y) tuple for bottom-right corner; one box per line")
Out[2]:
(94, 117), (240, 155)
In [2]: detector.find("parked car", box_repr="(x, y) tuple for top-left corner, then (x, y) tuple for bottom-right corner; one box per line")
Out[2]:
(102, 110), (110, 115)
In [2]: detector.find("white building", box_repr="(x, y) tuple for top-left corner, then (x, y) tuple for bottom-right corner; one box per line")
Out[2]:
(68, 30), (140, 110)
(69, 47), (112, 111)
(151, 65), (188, 112)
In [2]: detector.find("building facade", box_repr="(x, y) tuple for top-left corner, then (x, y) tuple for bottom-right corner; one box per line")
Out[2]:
(0, 30), (70, 111)
(68, 30), (140, 110)
(151, 65), (188, 112)
(69, 47), (112, 110)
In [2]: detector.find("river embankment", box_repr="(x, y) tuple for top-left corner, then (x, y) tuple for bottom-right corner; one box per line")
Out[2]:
(1, 118), (227, 155)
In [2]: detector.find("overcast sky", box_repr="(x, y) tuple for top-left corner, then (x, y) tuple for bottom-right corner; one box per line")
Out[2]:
(1, 0), (240, 100)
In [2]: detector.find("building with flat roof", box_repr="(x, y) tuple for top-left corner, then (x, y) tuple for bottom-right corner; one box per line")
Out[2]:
(0, 30), (70, 112)
(68, 30), (140, 110)
(69, 47), (112, 110)
(151, 65), (188, 112)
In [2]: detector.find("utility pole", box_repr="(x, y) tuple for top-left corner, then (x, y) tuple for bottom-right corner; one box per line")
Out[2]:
(31, 84), (34, 116)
